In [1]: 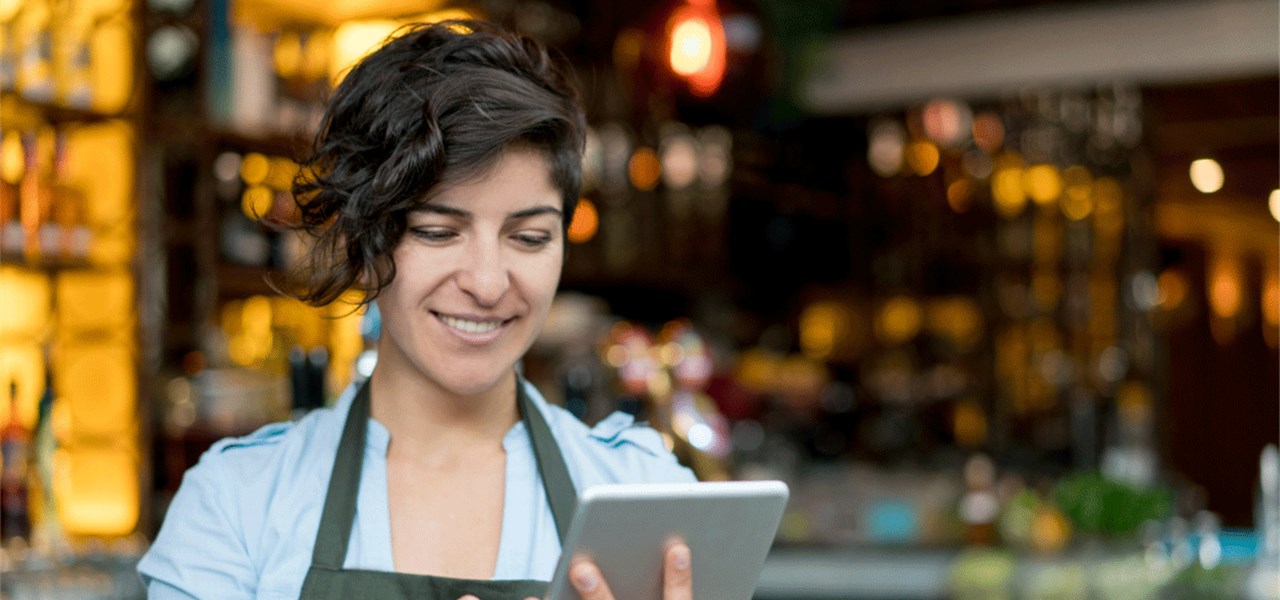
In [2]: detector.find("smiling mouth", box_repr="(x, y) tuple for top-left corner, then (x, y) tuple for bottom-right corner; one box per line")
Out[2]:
(434, 312), (514, 335)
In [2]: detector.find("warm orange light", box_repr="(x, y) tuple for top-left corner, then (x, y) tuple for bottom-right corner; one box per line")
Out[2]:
(1023, 164), (1063, 206)
(905, 140), (939, 176)
(1263, 265), (1278, 326)
(1157, 269), (1189, 311)
(666, 2), (726, 97)
(628, 147), (661, 191)
(567, 198), (599, 244)
(971, 112), (1004, 154)
(992, 168), (1027, 218)
(1208, 254), (1242, 319)
(947, 178), (975, 213)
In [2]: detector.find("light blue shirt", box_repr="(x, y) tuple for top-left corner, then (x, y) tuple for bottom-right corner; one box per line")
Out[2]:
(138, 380), (696, 599)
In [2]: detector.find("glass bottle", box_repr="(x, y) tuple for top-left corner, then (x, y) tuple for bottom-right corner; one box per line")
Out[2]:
(14, 0), (54, 103)
(50, 133), (89, 258)
(1, 381), (32, 543)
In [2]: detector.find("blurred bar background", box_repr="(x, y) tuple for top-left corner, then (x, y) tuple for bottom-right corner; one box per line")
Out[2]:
(0, 0), (1276, 597)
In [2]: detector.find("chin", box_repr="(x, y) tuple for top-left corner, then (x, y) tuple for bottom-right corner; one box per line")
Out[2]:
(432, 364), (516, 399)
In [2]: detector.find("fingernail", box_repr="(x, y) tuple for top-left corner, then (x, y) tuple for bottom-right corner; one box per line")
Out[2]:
(572, 566), (598, 592)
(674, 546), (690, 571)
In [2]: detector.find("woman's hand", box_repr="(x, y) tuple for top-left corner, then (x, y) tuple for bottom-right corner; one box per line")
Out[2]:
(567, 542), (692, 600)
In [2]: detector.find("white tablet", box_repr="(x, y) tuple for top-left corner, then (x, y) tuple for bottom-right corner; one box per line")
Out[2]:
(545, 480), (790, 600)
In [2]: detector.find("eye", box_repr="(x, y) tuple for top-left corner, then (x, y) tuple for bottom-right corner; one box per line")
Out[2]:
(410, 227), (457, 243)
(512, 231), (553, 248)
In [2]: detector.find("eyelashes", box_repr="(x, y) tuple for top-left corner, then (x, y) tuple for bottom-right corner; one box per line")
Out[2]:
(408, 227), (555, 249)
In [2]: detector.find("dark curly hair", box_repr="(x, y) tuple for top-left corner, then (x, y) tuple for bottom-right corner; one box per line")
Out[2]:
(288, 19), (586, 307)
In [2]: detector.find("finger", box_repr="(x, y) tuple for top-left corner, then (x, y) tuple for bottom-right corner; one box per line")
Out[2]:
(457, 596), (481, 600)
(569, 559), (616, 600)
(662, 543), (693, 600)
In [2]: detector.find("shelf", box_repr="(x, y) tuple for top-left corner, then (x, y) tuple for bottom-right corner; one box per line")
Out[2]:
(0, 252), (97, 272)
(0, 91), (133, 127)
(216, 263), (287, 299)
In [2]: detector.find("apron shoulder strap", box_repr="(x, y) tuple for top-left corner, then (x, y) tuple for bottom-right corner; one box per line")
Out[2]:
(309, 381), (371, 570)
(518, 380), (578, 543)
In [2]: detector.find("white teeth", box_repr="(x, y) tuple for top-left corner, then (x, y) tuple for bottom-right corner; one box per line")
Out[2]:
(440, 315), (501, 334)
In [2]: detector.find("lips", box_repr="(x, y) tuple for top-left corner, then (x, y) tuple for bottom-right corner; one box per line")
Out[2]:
(432, 311), (515, 344)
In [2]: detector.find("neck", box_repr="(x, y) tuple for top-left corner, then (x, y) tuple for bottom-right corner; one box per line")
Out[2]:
(367, 365), (520, 462)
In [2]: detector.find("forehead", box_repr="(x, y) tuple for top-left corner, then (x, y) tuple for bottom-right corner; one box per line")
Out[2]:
(426, 147), (560, 209)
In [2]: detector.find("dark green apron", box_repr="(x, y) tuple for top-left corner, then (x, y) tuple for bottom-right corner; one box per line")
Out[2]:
(298, 380), (578, 599)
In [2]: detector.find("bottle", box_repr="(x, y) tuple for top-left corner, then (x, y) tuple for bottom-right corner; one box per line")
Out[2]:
(0, 130), (21, 254)
(1, 381), (32, 543)
(28, 368), (63, 553)
(52, 0), (93, 109)
(14, 0), (54, 103)
(18, 132), (52, 259)
(50, 133), (89, 258)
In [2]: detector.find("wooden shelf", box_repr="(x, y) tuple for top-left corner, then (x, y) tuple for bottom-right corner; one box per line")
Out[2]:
(216, 263), (286, 299)
(0, 92), (133, 127)
(0, 252), (97, 272)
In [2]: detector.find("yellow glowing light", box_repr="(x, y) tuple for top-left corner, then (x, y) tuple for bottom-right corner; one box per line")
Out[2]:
(800, 301), (843, 360)
(273, 32), (303, 79)
(567, 198), (599, 244)
(628, 147), (661, 191)
(331, 19), (401, 84)
(0, 267), (51, 338)
(240, 153), (269, 186)
(242, 295), (274, 334)
(1023, 164), (1063, 206)
(59, 343), (135, 437)
(669, 17), (712, 76)
(68, 122), (134, 228)
(56, 270), (133, 331)
(992, 168), (1027, 218)
(265, 157), (298, 190)
(0, 0), (20, 21)
(971, 112), (1004, 154)
(905, 140), (940, 176)
(1189, 158), (1224, 194)
(874, 296), (923, 345)
(302, 30), (333, 81)
(241, 186), (274, 221)
(89, 16), (133, 113)
(1270, 189), (1280, 223)
(55, 447), (139, 536)
(947, 178), (975, 213)
(1, 131), (23, 184)
(1208, 255), (1242, 318)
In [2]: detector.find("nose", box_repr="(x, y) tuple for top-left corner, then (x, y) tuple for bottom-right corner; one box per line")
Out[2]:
(454, 240), (510, 307)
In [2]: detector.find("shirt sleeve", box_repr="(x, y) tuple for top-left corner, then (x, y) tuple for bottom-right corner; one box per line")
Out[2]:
(137, 453), (257, 599)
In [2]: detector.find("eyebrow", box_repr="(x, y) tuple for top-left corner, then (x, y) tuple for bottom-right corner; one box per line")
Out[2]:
(416, 204), (564, 221)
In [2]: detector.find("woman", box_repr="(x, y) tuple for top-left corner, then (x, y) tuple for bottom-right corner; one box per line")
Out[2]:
(139, 20), (696, 599)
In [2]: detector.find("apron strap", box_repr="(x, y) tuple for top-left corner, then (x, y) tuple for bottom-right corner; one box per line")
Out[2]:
(517, 380), (578, 543)
(309, 381), (372, 570)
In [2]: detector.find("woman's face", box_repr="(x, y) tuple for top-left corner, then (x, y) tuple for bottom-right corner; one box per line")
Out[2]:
(375, 147), (565, 398)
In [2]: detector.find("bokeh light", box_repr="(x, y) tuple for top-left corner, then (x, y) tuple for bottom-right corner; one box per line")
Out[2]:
(867, 119), (906, 178)
(1023, 164), (1063, 206)
(628, 147), (661, 191)
(971, 112), (1005, 154)
(905, 140), (940, 176)
(922, 98), (972, 148)
(1189, 158), (1224, 194)
(567, 198), (599, 244)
